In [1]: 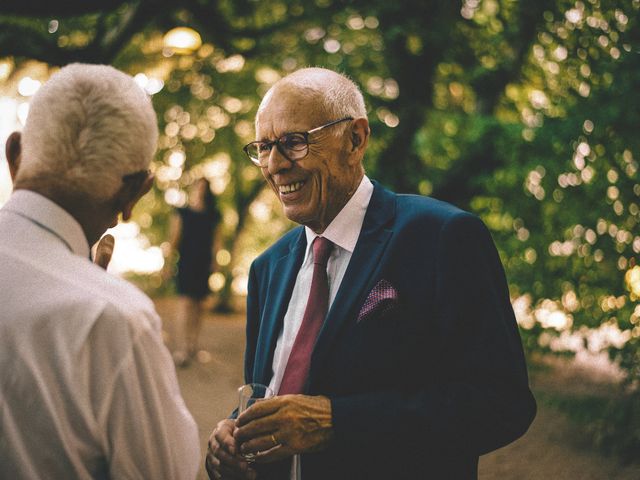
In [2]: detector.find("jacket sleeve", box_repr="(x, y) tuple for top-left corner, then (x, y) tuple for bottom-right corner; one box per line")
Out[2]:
(244, 261), (261, 385)
(330, 212), (536, 456)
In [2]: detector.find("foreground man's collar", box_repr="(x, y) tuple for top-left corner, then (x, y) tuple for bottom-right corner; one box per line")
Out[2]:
(304, 175), (374, 255)
(2, 189), (91, 258)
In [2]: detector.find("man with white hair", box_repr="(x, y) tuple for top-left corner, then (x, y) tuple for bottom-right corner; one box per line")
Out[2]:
(0, 63), (200, 479)
(206, 67), (535, 479)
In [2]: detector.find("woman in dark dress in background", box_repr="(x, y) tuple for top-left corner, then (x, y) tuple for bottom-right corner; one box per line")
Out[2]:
(165, 177), (221, 367)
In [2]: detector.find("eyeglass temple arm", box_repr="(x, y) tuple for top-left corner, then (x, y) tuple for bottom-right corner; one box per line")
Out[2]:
(307, 116), (353, 134)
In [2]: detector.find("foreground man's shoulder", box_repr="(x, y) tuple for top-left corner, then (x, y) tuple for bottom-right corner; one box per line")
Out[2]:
(68, 258), (159, 327)
(394, 193), (483, 231)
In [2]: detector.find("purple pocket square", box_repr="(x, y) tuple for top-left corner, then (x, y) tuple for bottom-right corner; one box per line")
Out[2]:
(357, 279), (399, 323)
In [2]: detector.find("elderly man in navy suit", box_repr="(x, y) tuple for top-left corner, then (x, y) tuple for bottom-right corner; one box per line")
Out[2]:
(206, 67), (536, 480)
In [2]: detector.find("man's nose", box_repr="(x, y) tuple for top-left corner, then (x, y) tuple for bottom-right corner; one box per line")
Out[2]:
(266, 145), (293, 175)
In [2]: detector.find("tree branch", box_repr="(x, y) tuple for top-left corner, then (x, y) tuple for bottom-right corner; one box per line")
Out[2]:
(0, 1), (161, 65)
(430, 1), (560, 206)
(0, 20), (72, 65)
(0, 0), (130, 16)
(97, 0), (158, 62)
(372, 0), (461, 193)
(184, 0), (298, 57)
(182, 0), (235, 52)
(430, 120), (509, 208)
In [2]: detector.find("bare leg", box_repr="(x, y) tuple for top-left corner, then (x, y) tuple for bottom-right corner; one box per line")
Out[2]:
(171, 295), (194, 367)
(185, 297), (203, 358)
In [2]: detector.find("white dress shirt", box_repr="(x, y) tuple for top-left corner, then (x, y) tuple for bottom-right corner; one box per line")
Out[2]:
(267, 176), (374, 480)
(0, 190), (200, 480)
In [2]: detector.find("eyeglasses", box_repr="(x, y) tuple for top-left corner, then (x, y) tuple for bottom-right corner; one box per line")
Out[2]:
(243, 116), (353, 167)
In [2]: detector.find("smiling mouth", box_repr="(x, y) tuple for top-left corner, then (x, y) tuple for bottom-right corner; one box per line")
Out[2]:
(278, 181), (305, 194)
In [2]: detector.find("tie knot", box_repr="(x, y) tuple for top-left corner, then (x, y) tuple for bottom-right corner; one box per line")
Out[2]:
(312, 236), (333, 267)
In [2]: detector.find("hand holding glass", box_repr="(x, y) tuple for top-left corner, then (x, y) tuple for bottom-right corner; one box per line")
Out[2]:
(237, 383), (274, 463)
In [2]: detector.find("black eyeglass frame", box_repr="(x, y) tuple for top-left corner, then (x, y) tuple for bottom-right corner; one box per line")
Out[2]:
(243, 116), (354, 167)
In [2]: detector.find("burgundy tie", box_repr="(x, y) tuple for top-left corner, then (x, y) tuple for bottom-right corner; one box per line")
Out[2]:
(278, 236), (334, 395)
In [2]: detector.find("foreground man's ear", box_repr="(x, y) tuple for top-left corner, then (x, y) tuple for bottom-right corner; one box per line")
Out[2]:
(5, 131), (22, 181)
(94, 234), (115, 270)
(348, 118), (369, 160)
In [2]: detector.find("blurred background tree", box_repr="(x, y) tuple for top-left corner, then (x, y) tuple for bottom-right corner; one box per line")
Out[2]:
(1, 0), (639, 421)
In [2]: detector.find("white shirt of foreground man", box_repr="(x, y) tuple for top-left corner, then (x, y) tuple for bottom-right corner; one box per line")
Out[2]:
(0, 191), (200, 479)
(268, 176), (373, 480)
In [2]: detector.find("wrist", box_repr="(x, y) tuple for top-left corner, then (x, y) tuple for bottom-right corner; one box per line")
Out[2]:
(311, 395), (334, 451)
(317, 395), (333, 430)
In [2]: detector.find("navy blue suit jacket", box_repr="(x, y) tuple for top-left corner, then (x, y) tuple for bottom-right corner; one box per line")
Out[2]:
(244, 182), (536, 479)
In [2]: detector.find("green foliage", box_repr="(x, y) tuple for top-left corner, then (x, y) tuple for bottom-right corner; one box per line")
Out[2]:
(479, 0), (640, 385)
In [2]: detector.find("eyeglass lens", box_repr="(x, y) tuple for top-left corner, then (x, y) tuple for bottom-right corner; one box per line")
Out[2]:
(251, 133), (309, 163)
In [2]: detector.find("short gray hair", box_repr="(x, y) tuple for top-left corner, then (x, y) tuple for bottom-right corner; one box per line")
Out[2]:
(18, 63), (158, 200)
(259, 67), (367, 133)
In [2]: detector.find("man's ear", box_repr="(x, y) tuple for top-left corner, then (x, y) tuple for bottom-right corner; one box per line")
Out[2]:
(348, 118), (370, 160)
(118, 171), (154, 222)
(5, 131), (22, 181)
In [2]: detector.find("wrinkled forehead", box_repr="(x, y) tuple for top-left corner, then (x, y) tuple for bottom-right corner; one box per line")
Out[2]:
(255, 84), (329, 140)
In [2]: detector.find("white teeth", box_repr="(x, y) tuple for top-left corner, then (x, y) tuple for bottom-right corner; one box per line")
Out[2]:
(279, 181), (304, 194)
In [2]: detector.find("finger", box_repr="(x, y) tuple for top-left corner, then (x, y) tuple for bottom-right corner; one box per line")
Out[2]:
(215, 422), (238, 455)
(240, 432), (282, 456)
(254, 443), (295, 464)
(206, 446), (219, 463)
(207, 430), (217, 452)
(214, 442), (245, 468)
(235, 413), (283, 443)
(205, 451), (220, 479)
(94, 234), (115, 270)
(236, 397), (284, 426)
(207, 446), (252, 480)
(210, 419), (236, 452)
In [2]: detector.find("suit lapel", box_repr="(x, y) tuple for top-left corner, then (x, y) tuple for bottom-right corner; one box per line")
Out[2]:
(253, 228), (307, 384)
(310, 183), (396, 372)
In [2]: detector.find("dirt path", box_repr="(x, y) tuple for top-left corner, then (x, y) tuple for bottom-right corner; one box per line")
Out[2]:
(154, 298), (640, 480)
(479, 403), (639, 480)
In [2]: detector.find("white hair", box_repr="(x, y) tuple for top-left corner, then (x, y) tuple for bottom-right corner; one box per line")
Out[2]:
(18, 63), (158, 200)
(258, 67), (367, 134)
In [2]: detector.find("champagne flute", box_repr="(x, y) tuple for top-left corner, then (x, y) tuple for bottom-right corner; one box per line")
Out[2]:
(237, 383), (274, 463)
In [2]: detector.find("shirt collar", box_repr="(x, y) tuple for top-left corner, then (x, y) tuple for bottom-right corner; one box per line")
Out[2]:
(304, 175), (374, 256)
(2, 190), (91, 258)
